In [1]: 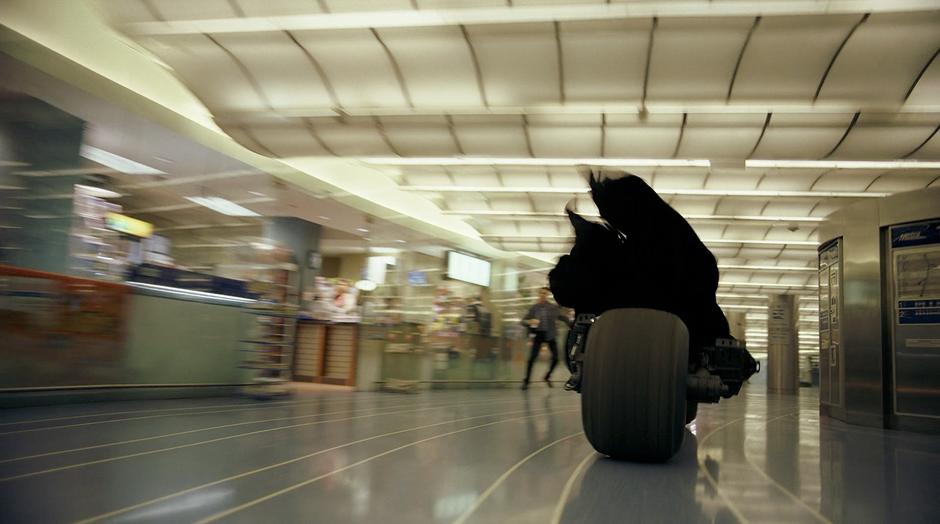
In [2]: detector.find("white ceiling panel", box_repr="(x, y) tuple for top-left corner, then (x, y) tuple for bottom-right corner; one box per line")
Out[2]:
(817, 12), (940, 103)
(779, 246), (818, 259)
(529, 126), (601, 157)
(647, 17), (755, 102)
(560, 19), (651, 103)
(468, 23), (561, 106)
(751, 114), (854, 159)
(906, 57), (940, 105)
(250, 125), (328, 157)
(404, 173), (453, 186)
(678, 126), (763, 159)
(487, 197), (535, 211)
(809, 202), (846, 217)
(234, 0), (325, 16)
(710, 247), (742, 258)
(669, 196), (722, 215)
(757, 173), (819, 190)
(713, 199), (769, 215)
(530, 194), (574, 213)
(867, 174), (938, 192)
(92, 0), (159, 23)
(810, 173), (878, 191)
(604, 126), (681, 157)
(150, 0), (237, 20)
(761, 201), (819, 219)
(323, 0), (412, 12)
(832, 125), (939, 159)
(513, 0), (604, 4)
(549, 168), (586, 188)
(910, 131), (940, 159)
(736, 247), (789, 259)
(140, 35), (268, 112)
(454, 172), (502, 186)
(417, 0), (505, 7)
(454, 125), (530, 156)
(212, 32), (335, 109)
(691, 224), (726, 238)
(378, 26), (484, 107)
(704, 173), (763, 190)
(315, 124), (395, 155)
(652, 172), (708, 189)
(722, 225), (770, 240)
(501, 169), (550, 187)
(383, 124), (460, 156)
(291, 29), (409, 108)
(731, 15), (860, 101)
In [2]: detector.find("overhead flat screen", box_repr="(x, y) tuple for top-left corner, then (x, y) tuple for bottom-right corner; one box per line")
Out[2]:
(447, 251), (491, 287)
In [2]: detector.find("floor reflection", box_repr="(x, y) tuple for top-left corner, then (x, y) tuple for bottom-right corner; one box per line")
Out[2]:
(559, 430), (737, 524)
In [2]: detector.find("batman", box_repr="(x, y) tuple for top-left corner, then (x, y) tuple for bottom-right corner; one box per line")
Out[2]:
(549, 171), (730, 357)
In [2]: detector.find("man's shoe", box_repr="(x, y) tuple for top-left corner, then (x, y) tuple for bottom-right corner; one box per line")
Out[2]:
(544, 378), (553, 388)
(521, 381), (529, 391)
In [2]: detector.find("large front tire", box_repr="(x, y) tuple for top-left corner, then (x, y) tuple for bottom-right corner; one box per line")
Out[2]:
(581, 308), (689, 462)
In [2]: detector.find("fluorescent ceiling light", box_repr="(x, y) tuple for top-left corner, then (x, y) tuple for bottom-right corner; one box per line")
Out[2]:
(80, 145), (166, 175)
(442, 210), (825, 223)
(185, 196), (261, 217)
(718, 265), (816, 272)
(746, 159), (940, 170)
(718, 281), (818, 289)
(404, 186), (888, 198)
(125, 1), (940, 35)
(362, 157), (710, 168)
(483, 234), (817, 246)
(244, 103), (940, 119)
(74, 184), (122, 199)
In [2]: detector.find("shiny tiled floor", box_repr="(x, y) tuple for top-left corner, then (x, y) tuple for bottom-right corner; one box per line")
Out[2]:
(0, 386), (937, 523)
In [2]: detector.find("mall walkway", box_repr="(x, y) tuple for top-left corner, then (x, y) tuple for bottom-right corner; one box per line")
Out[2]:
(0, 386), (936, 523)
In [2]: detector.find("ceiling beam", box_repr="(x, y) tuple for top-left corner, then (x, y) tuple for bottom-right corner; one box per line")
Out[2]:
(123, 1), (938, 36)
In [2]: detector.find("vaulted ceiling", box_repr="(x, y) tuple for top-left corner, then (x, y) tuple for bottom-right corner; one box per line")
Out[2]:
(88, 0), (940, 349)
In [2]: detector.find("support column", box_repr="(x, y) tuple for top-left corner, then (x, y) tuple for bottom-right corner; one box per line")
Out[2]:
(263, 217), (321, 303)
(768, 294), (799, 394)
(726, 311), (747, 341)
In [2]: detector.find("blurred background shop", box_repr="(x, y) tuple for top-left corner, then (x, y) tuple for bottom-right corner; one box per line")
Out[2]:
(0, 61), (558, 404)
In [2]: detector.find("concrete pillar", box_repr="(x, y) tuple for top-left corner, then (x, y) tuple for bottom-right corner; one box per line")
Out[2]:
(726, 311), (747, 341)
(0, 96), (85, 273)
(768, 294), (799, 394)
(263, 217), (321, 302)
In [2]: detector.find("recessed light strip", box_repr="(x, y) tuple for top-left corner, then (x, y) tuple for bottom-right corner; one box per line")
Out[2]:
(363, 156), (940, 171)
(362, 157), (710, 167)
(185, 196), (261, 217)
(80, 145), (166, 175)
(443, 210), (826, 223)
(719, 264), (816, 272)
(404, 186), (888, 198)
(746, 159), (940, 170)
(482, 234), (817, 246)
